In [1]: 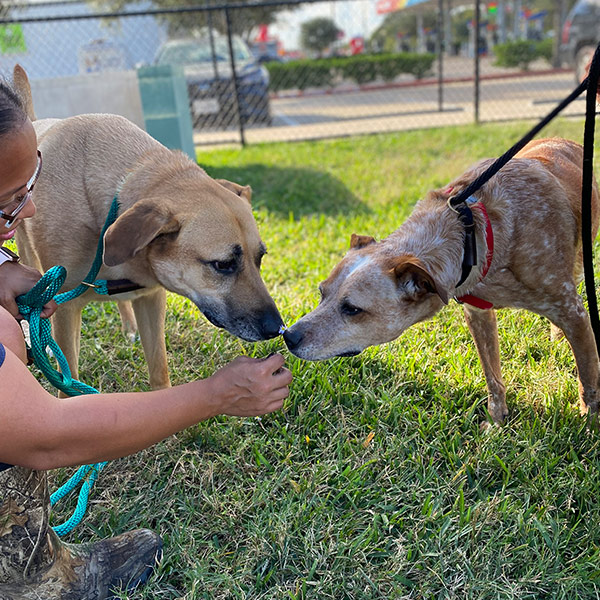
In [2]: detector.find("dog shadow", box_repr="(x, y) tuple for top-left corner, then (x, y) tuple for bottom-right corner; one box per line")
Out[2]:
(204, 164), (371, 218)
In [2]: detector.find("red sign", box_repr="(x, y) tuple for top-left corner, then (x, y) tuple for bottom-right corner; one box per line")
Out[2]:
(376, 0), (401, 14)
(256, 24), (269, 42)
(350, 37), (364, 54)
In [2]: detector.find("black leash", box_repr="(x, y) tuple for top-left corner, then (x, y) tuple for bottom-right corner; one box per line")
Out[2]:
(449, 77), (587, 207)
(448, 77), (587, 287)
(447, 42), (600, 356)
(582, 45), (600, 357)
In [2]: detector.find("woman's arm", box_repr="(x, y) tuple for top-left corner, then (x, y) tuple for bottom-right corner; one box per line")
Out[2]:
(0, 347), (291, 470)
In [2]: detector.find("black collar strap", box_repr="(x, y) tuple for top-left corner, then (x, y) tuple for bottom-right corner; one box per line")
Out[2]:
(105, 279), (144, 295)
(448, 195), (478, 288)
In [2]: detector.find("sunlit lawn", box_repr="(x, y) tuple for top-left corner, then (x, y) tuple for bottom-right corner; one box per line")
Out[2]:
(41, 118), (600, 599)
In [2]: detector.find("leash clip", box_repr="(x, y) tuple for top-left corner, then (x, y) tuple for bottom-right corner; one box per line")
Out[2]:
(447, 195), (460, 214)
(81, 281), (100, 289)
(447, 194), (478, 213)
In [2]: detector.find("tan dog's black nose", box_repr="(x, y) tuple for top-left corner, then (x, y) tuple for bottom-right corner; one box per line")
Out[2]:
(259, 310), (285, 339)
(283, 328), (303, 350)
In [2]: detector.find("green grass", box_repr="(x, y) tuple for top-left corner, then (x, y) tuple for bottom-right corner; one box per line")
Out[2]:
(43, 119), (600, 599)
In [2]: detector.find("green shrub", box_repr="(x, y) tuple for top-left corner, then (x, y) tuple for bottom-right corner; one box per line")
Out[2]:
(333, 55), (380, 84)
(266, 59), (333, 91)
(263, 61), (289, 93)
(299, 62), (334, 90)
(493, 39), (541, 70)
(403, 53), (436, 79)
(536, 37), (554, 63)
(265, 52), (435, 92)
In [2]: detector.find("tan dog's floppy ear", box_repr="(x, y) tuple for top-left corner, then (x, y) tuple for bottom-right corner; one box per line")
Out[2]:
(216, 179), (252, 205)
(350, 233), (376, 249)
(390, 255), (449, 304)
(103, 201), (179, 266)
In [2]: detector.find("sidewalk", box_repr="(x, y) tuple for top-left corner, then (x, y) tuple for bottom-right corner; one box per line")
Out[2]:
(433, 54), (570, 81)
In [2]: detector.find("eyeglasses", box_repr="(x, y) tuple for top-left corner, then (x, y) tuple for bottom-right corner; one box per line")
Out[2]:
(1, 150), (42, 228)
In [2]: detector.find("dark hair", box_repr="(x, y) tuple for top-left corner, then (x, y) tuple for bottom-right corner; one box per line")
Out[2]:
(0, 78), (27, 138)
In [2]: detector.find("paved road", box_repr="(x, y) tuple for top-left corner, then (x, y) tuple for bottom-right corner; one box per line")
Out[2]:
(193, 57), (584, 147)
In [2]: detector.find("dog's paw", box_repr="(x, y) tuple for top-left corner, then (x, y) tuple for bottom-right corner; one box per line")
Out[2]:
(480, 420), (501, 433)
(582, 402), (600, 432)
(125, 332), (139, 344)
(550, 324), (565, 342)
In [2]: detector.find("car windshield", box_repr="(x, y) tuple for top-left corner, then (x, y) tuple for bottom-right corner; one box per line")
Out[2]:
(157, 36), (252, 65)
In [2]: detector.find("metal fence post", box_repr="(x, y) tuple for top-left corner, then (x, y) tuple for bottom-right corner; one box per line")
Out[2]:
(437, 0), (444, 112)
(474, 0), (481, 124)
(207, 10), (220, 79)
(224, 7), (245, 146)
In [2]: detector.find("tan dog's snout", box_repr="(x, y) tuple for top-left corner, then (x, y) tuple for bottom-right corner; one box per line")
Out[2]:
(204, 299), (283, 342)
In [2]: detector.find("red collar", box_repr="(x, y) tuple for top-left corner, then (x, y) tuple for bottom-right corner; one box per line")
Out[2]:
(456, 201), (494, 309)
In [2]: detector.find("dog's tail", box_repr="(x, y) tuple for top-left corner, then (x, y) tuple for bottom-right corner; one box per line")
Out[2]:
(12, 64), (36, 121)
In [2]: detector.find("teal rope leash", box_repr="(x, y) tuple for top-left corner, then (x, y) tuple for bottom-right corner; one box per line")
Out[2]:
(50, 463), (107, 537)
(16, 197), (119, 535)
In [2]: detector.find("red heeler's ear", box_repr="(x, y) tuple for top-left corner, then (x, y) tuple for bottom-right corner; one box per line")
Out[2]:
(389, 255), (449, 304)
(350, 234), (376, 250)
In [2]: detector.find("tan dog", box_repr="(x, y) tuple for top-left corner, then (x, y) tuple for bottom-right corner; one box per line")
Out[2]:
(13, 65), (283, 390)
(283, 138), (600, 424)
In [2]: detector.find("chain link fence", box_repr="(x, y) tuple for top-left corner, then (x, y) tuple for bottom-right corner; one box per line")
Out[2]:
(0, 0), (587, 149)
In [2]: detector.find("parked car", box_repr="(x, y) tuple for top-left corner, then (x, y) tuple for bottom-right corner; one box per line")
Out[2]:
(560, 0), (600, 82)
(155, 34), (271, 129)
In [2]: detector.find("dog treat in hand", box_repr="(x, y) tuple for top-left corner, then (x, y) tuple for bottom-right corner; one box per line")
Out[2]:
(257, 352), (285, 376)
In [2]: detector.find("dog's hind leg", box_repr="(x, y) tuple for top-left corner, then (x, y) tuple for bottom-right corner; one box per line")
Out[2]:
(117, 300), (138, 343)
(551, 260), (586, 342)
(132, 288), (170, 390)
(463, 306), (508, 425)
(544, 294), (600, 418)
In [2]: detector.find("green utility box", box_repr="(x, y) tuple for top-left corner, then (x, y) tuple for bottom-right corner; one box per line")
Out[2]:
(137, 65), (196, 160)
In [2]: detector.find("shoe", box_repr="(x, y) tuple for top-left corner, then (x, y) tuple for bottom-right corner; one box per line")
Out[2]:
(0, 467), (162, 599)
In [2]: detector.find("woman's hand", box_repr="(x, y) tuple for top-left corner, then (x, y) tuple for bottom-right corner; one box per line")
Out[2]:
(208, 353), (292, 417)
(0, 261), (57, 319)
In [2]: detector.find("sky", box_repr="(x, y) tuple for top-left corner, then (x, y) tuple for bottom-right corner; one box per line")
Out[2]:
(269, 0), (386, 52)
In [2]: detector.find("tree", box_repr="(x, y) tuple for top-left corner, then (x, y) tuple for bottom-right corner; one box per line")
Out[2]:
(86, 0), (289, 41)
(300, 17), (341, 58)
(370, 10), (437, 53)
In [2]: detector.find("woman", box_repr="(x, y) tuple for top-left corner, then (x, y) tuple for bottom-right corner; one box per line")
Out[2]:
(0, 76), (292, 599)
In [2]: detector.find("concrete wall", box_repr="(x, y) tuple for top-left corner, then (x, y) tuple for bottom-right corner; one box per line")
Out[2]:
(29, 70), (145, 129)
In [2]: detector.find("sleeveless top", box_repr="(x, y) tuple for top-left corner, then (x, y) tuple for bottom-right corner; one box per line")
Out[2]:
(0, 343), (14, 472)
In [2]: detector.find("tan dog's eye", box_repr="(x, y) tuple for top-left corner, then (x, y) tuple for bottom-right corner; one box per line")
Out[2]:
(340, 301), (363, 316)
(210, 259), (238, 275)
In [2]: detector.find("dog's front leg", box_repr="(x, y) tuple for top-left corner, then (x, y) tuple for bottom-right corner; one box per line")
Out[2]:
(52, 300), (85, 398)
(132, 289), (171, 390)
(463, 306), (508, 425)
